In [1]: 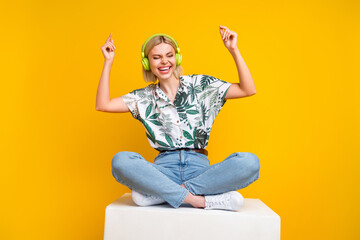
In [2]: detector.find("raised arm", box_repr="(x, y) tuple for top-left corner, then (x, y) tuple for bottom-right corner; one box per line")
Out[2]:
(219, 26), (257, 99)
(96, 33), (129, 113)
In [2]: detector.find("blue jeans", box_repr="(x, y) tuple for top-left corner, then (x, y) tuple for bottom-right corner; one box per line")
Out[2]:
(111, 150), (260, 208)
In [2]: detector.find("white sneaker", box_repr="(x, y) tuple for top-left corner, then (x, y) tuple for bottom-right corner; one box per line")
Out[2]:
(131, 190), (166, 206)
(204, 191), (244, 211)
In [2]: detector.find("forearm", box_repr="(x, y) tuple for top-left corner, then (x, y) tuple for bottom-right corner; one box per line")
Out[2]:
(96, 60), (113, 109)
(229, 48), (256, 94)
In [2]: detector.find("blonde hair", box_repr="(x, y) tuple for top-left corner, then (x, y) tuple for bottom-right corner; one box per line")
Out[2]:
(141, 35), (184, 83)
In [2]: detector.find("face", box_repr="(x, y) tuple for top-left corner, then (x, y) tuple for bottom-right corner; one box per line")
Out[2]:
(148, 42), (177, 81)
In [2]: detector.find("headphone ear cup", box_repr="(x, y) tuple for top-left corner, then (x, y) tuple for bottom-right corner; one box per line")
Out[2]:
(142, 57), (150, 71)
(176, 53), (182, 66)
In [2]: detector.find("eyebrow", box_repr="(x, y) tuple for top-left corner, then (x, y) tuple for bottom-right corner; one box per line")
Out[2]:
(151, 52), (173, 57)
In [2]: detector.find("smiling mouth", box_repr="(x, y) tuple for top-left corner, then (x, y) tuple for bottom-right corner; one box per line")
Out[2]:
(158, 66), (171, 73)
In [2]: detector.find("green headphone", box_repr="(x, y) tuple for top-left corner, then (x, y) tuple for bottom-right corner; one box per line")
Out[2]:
(141, 33), (182, 71)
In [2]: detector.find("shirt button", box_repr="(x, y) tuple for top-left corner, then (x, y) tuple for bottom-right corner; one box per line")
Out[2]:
(180, 136), (183, 138)
(177, 120), (179, 123)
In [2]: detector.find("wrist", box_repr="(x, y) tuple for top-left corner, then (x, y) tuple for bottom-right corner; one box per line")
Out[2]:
(229, 47), (239, 54)
(104, 59), (113, 65)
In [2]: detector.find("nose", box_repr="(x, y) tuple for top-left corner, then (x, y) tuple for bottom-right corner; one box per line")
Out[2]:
(160, 57), (168, 64)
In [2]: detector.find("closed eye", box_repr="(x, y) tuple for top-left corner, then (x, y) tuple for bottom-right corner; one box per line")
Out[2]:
(153, 54), (173, 59)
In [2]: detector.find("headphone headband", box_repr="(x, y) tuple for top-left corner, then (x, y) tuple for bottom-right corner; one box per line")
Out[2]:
(141, 33), (180, 58)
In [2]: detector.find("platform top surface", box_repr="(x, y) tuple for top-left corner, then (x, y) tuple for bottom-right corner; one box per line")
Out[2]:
(106, 193), (280, 218)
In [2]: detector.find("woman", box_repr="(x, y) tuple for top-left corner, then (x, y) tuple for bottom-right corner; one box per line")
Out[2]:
(96, 26), (260, 211)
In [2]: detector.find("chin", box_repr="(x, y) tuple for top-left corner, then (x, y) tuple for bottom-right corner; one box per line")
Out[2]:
(156, 72), (174, 80)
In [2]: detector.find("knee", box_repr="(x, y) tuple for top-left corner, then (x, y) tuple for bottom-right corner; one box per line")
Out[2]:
(232, 152), (260, 174)
(111, 151), (140, 172)
(243, 152), (260, 174)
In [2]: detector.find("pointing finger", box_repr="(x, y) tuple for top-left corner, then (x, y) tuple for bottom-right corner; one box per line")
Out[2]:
(106, 33), (112, 42)
(220, 27), (227, 39)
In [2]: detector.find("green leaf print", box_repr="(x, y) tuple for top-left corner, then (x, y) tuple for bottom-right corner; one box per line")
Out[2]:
(145, 103), (153, 118)
(187, 83), (203, 103)
(200, 102), (209, 125)
(140, 119), (156, 141)
(198, 88), (217, 102)
(149, 120), (162, 126)
(158, 113), (173, 133)
(157, 140), (170, 147)
(146, 132), (155, 144)
(185, 104), (195, 109)
(185, 141), (194, 146)
(165, 134), (174, 147)
(200, 75), (215, 90)
(186, 110), (199, 115)
(174, 92), (191, 114)
(194, 128), (208, 149)
(148, 113), (160, 119)
(210, 89), (219, 106)
(178, 112), (187, 121)
(195, 85), (202, 91)
(132, 89), (142, 96)
(182, 130), (193, 140)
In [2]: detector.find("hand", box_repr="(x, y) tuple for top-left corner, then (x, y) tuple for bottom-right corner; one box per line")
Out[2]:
(219, 25), (238, 51)
(100, 33), (116, 61)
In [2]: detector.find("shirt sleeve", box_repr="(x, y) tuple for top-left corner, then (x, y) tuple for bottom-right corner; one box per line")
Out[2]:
(196, 74), (232, 111)
(121, 88), (144, 120)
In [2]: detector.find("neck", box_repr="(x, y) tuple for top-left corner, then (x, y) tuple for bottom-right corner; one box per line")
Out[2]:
(158, 75), (180, 95)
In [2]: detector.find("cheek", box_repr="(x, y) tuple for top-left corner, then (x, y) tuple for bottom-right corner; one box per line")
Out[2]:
(149, 59), (157, 69)
(170, 57), (177, 65)
(149, 60), (159, 74)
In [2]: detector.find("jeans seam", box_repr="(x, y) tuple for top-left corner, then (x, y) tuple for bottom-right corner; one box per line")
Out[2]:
(183, 182), (195, 195)
(184, 171), (259, 196)
(234, 171), (260, 190)
(173, 188), (189, 208)
(114, 173), (136, 190)
(113, 154), (179, 193)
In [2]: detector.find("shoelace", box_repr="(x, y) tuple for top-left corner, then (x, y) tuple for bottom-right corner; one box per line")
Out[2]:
(143, 193), (162, 200)
(206, 193), (232, 208)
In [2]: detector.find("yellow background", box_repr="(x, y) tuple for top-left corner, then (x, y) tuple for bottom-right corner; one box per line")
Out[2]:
(1, 0), (359, 239)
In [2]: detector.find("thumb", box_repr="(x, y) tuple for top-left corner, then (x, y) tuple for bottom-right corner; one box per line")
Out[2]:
(219, 26), (225, 39)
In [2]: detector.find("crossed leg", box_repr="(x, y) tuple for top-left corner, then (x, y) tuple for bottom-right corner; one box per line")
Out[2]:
(180, 184), (205, 208)
(178, 152), (260, 209)
(112, 151), (260, 209)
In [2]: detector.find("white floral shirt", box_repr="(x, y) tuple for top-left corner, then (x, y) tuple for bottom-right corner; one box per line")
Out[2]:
(121, 74), (232, 151)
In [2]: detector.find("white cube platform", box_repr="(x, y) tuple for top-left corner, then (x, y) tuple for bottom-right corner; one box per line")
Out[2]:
(104, 193), (280, 240)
